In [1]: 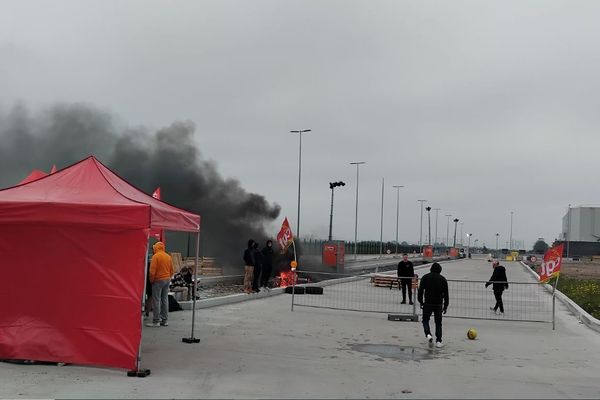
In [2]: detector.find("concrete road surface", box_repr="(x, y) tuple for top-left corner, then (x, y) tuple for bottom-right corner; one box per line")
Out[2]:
(1, 257), (599, 398)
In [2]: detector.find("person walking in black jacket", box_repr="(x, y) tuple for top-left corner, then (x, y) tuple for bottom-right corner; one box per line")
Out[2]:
(418, 263), (449, 348)
(252, 241), (263, 293)
(397, 253), (414, 304)
(243, 239), (255, 294)
(261, 240), (274, 289)
(485, 261), (509, 315)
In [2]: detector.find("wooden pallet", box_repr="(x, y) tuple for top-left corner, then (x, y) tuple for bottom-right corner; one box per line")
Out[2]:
(371, 275), (400, 288)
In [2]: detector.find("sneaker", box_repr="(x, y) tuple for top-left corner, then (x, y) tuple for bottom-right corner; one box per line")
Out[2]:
(409, 301), (414, 305)
(426, 334), (433, 346)
(146, 322), (160, 327)
(160, 321), (168, 327)
(435, 341), (443, 348)
(401, 301), (406, 304)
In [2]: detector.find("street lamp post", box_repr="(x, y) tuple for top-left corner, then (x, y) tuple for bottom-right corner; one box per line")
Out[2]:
(567, 204), (571, 259)
(328, 181), (345, 241)
(453, 218), (459, 247)
(460, 222), (464, 246)
(426, 206), (432, 245)
(379, 178), (385, 258)
(350, 161), (366, 260)
(290, 129), (311, 238)
(509, 211), (514, 250)
(495, 233), (500, 252)
(467, 233), (472, 258)
(433, 208), (441, 246)
(445, 214), (452, 246)
(392, 185), (404, 255)
(418, 200), (427, 253)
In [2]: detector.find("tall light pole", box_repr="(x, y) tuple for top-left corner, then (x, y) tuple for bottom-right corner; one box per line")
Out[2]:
(509, 211), (514, 250)
(392, 185), (405, 255)
(433, 208), (441, 245)
(328, 181), (345, 241)
(425, 206), (432, 245)
(495, 233), (500, 251)
(567, 204), (571, 259)
(445, 214), (452, 246)
(467, 233), (472, 258)
(453, 218), (459, 247)
(290, 129), (311, 238)
(379, 177), (385, 258)
(418, 200), (427, 253)
(350, 161), (366, 260)
(460, 222), (464, 246)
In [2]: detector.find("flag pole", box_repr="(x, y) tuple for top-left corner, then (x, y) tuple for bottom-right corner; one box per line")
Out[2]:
(291, 239), (297, 312)
(552, 274), (559, 331)
(182, 228), (201, 344)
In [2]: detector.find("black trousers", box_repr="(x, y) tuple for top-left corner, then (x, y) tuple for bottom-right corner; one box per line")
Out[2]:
(400, 278), (412, 302)
(252, 264), (262, 291)
(493, 289), (504, 313)
(261, 265), (272, 287)
(422, 304), (443, 342)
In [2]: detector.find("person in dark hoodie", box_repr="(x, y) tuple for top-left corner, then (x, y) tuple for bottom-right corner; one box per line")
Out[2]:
(252, 241), (263, 293)
(485, 261), (509, 315)
(418, 262), (449, 348)
(261, 240), (274, 289)
(397, 253), (414, 304)
(243, 239), (255, 294)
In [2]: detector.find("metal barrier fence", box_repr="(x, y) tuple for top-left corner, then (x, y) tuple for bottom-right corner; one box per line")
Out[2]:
(290, 271), (554, 324)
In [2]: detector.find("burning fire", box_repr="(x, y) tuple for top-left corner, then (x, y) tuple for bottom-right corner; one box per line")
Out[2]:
(277, 270), (297, 287)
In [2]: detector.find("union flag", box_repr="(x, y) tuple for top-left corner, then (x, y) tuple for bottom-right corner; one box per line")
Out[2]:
(539, 243), (564, 283)
(277, 217), (294, 254)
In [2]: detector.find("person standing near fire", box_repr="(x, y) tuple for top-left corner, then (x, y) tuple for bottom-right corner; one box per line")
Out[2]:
(252, 241), (263, 293)
(397, 253), (414, 304)
(243, 239), (256, 294)
(261, 240), (274, 289)
(146, 241), (174, 327)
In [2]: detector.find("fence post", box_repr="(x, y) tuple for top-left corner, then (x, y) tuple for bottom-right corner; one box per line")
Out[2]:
(291, 270), (296, 312)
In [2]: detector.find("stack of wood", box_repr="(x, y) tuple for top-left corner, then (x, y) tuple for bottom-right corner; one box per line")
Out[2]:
(170, 252), (184, 272)
(371, 274), (400, 288)
(183, 256), (223, 276)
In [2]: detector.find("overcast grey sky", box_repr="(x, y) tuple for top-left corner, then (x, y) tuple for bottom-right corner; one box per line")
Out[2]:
(2, 0), (600, 249)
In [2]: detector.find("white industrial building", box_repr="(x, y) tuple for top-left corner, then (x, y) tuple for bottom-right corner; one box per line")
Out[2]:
(562, 206), (600, 242)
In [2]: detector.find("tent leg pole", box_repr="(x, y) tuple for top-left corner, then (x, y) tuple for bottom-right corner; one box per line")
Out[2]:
(128, 238), (151, 377)
(183, 229), (201, 344)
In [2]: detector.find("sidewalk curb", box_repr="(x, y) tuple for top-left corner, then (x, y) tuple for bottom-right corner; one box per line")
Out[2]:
(519, 261), (600, 333)
(179, 287), (286, 310)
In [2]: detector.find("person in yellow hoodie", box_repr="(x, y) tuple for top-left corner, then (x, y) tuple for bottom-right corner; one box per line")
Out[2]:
(146, 241), (174, 327)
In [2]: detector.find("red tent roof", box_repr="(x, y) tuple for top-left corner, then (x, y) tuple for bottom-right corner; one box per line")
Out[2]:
(18, 169), (48, 185)
(0, 156), (200, 231)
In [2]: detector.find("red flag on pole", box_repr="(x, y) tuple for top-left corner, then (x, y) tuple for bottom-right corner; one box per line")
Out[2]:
(150, 187), (164, 242)
(539, 243), (564, 283)
(277, 217), (294, 254)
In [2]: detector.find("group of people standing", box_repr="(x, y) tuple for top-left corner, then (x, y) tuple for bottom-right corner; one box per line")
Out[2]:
(243, 239), (274, 293)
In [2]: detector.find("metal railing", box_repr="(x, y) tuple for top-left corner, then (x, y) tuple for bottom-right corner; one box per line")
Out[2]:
(290, 271), (553, 324)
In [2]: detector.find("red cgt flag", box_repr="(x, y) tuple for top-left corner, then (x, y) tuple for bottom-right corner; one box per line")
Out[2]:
(150, 187), (164, 242)
(277, 217), (294, 254)
(539, 243), (564, 283)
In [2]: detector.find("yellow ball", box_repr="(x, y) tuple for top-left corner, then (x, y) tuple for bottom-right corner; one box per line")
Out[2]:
(467, 328), (478, 340)
(290, 260), (298, 268)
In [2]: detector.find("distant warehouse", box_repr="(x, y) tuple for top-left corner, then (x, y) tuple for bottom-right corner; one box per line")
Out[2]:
(561, 206), (600, 257)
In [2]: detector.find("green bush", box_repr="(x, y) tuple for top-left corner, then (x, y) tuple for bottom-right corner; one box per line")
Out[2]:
(554, 276), (600, 319)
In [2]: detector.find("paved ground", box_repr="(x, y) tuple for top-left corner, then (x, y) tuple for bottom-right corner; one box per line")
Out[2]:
(1, 256), (600, 398)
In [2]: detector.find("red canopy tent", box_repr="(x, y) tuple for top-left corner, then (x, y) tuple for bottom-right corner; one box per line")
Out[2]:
(0, 156), (200, 370)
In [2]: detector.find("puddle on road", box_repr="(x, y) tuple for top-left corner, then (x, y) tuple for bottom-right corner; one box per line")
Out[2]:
(349, 344), (435, 361)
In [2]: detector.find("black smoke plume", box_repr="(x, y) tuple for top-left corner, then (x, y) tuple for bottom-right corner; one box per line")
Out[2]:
(0, 102), (281, 272)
